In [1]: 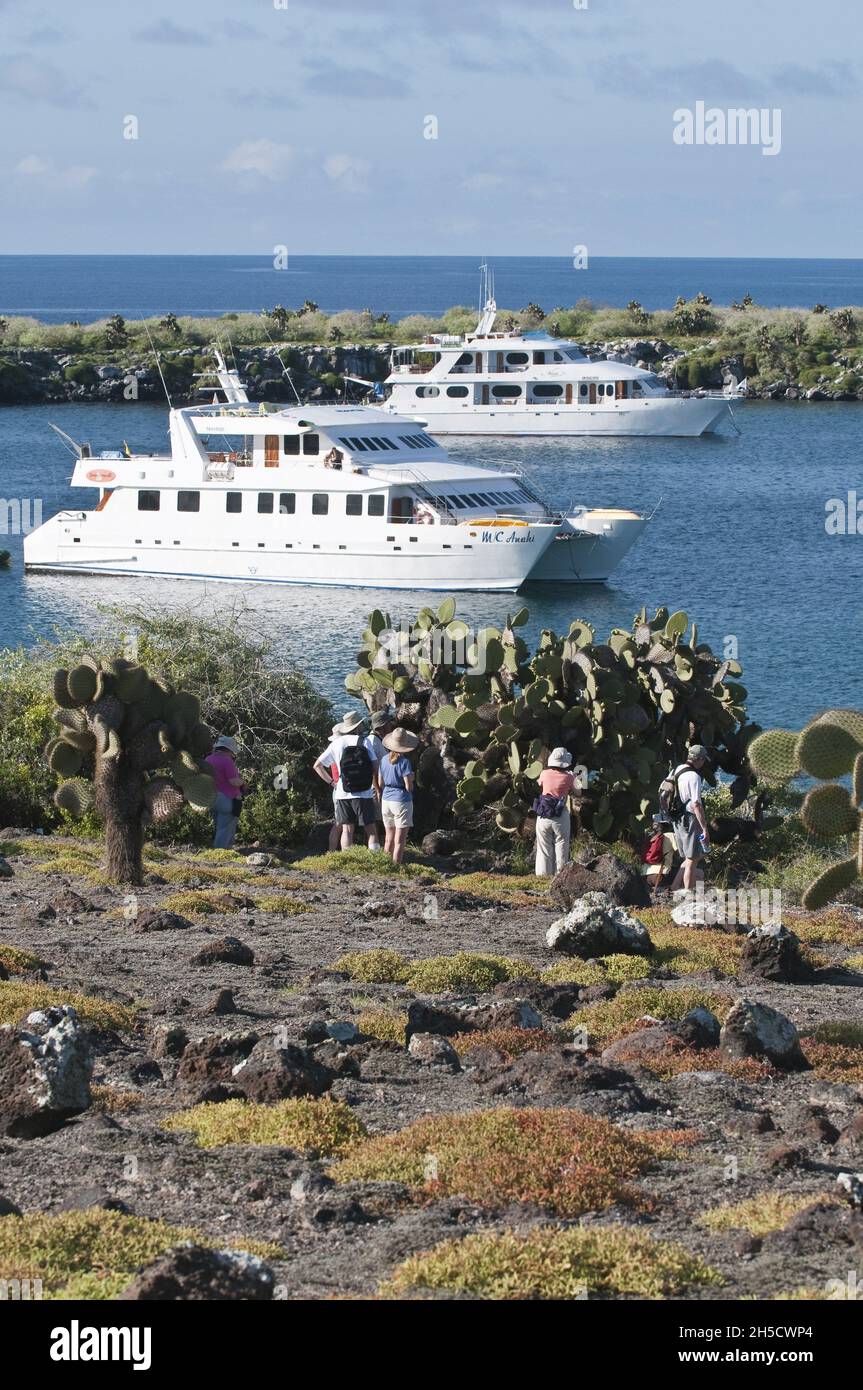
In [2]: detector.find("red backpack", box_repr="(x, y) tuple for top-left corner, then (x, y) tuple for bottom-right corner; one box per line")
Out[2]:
(642, 831), (666, 866)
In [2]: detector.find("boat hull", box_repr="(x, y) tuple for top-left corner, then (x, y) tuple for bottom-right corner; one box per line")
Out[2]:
(526, 510), (649, 584)
(23, 513), (560, 593)
(377, 396), (731, 437)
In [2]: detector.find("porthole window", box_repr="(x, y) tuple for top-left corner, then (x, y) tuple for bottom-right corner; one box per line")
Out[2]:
(506, 352), (528, 365)
(533, 383), (563, 398)
(447, 385), (469, 398)
(415, 385), (440, 398)
(491, 383), (522, 398)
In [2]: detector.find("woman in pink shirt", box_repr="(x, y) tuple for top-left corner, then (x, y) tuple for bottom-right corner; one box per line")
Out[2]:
(204, 734), (244, 848)
(534, 747), (576, 877)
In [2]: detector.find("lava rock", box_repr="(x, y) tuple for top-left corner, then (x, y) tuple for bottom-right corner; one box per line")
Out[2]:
(119, 1244), (275, 1301)
(0, 856), (13, 879)
(719, 999), (808, 1070)
(0, 1005), (93, 1138)
(492, 978), (583, 1020)
(550, 853), (650, 909)
(207, 989), (237, 1016)
(55, 1187), (131, 1214)
(546, 891), (652, 958)
(407, 1033), (461, 1069)
(49, 889), (93, 915)
(192, 936), (254, 967)
(0, 1193), (22, 1216)
(762, 1200), (863, 1256)
(245, 852), (274, 867)
(405, 997), (542, 1041)
(421, 830), (460, 857)
(739, 922), (815, 983)
(765, 1144), (805, 1171)
(134, 909), (195, 933)
(477, 1046), (643, 1105)
(175, 1031), (259, 1099)
(150, 1024), (188, 1060)
(230, 1036), (335, 1101)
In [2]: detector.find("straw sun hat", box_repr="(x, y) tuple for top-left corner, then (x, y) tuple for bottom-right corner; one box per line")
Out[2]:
(382, 727), (420, 754)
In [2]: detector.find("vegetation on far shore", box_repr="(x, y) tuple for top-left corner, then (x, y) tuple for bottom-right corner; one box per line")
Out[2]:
(1, 294), (863, 398)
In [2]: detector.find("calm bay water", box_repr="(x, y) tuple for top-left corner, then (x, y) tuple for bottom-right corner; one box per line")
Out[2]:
(1, 255), (863, 323)
(1, 399), (861, 729)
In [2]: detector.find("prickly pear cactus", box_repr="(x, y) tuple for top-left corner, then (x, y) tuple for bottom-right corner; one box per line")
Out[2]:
(46, 655), (216, 885)
(748, 709), (863, 910)
(344, 599), (755, 842)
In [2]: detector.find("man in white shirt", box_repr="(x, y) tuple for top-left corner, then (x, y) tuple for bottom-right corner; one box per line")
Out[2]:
(667, 744), (711, 891)
(314, 711), (381, 851)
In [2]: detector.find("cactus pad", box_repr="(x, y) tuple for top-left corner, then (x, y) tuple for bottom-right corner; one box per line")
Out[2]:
(67, 664), (98, 703)
(747, 729), (800, 784)
(54, 777), (95, 816)
(801, 784), (860, 840)
(796, 720), (861, 780)
(802, 857), (859, 911)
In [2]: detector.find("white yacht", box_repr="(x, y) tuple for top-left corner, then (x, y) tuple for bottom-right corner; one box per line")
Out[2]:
(376, 268), (733, 437)
(24, 355), (648, 592)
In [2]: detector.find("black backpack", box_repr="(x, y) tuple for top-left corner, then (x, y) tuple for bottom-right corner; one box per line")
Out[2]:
(340, 738), (374, 794)
(660, 764), (696, 821)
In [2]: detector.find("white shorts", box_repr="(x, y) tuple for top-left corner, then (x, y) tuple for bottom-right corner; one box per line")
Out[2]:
(382, 799), (413, 829)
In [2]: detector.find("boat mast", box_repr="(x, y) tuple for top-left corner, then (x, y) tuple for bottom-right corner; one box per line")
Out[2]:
(475, 260), (497, 336)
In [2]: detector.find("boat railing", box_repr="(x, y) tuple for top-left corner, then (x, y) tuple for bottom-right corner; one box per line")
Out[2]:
(396, 467), (459, 524)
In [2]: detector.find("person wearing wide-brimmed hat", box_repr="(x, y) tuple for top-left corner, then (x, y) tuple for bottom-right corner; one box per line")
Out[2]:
(314, 711), (381, 851)
(205, 734), (245, 849)
(379, 727), (419, 864)
(533, 746), (577, 877)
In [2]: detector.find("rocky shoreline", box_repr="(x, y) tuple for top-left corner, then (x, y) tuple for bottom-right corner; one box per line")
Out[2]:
(0, 339), (860, 407)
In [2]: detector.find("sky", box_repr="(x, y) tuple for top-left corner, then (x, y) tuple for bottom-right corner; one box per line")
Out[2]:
(0, 0), (860, 256)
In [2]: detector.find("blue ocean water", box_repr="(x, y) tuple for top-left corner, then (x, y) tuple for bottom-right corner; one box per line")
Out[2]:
(1, 255), (862, 324)
(1, 398), (861, 729)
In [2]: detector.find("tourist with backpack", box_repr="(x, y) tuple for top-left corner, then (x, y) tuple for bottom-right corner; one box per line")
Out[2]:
(641, 817), (677, 891)
(379, 727), (419, 864)
(659, 744), (711, 892)
(313, 711), (381, 852)
(533, 747), (576, 877)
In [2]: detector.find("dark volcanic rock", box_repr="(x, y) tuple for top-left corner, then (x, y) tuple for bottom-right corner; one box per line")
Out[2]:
(150, 1024), (189, 1060)
(406, 997), (541, 1040)
(0, 1005), (93, 1138)
(55, 1187), (131, 1214)
(134, 908), (195, 933)
(175, 1032), (259, 1100)
(49, 889), (94, 916)
(231, 1036), (335, 1101)
(0, 1193), (22, 1216)
(739, 922), (815, 983)
(550, 852), (650, 909)
(207, 989), (237, 1016)
(119, 1245), (275, 1301)
(192, 936), (254, 967)
(492, 978), (583, 1020)
(473, 1044), (642, 1103)
(762, 1201), (863, 1256)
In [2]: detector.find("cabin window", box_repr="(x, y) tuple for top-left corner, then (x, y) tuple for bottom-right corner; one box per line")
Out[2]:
(415, 385), (440, 398)
(284, 436), (300, 455)
(258, 493), (274, 514)
(177, 490), (200, 512)
(312, 493), (329, 515)
(491, 384), (521, 398)
(367, 495), (385, 516)
(447, 385), (469, 397)
(137, 490), (160, 511)
(632, 382), (643, 396)
(302, 433), (319, 455)
(279, 493), (296, 514)
(579, 385), (589, 399)
(552, 352), (564, 362)
(347, 436), (367, 451)
(453, 352), (473, 368)
(533, 383), (563, 398)
(226, 492), (242, 513)
(374, 437), (396, 449)
(399, 436), (418, 449)
(506, 352), (528, 365)
(363, 438), (380, 450)
(345, 494), (363, 517)
(532, 351), (546, 365)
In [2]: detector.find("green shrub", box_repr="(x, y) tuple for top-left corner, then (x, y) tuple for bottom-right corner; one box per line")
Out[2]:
(382, 1225), (721, 1300)
(0, 1208), (279, 1298)
(165, 1097), (365, 1154)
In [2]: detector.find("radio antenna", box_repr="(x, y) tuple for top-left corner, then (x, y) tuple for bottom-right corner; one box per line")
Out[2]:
(143, 321), (173, 407)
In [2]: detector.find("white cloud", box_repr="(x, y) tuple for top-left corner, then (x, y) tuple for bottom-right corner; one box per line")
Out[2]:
(0, 54), (92, 107)
(222, 140), (293, 181)
(323, 153), (371, 192)
(14, 153), (98, 187)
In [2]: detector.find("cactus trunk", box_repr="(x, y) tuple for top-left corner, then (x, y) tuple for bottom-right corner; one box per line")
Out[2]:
(95, 756), (146, 885)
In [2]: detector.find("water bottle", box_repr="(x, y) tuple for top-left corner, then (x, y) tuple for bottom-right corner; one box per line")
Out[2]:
(698, 833), (709, 855)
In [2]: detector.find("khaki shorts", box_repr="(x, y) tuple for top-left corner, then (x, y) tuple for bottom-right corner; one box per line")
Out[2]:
(382, 799), (413, 829)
